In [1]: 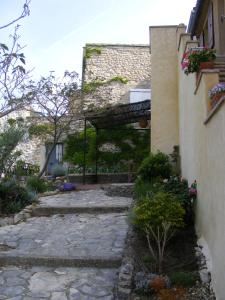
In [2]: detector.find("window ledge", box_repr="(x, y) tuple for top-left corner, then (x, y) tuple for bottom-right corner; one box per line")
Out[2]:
(204, 95), (225, 124)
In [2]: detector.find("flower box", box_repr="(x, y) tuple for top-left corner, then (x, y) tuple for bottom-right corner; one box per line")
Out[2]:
(181, 47), (216, 75)
(208, 83), (225, 109)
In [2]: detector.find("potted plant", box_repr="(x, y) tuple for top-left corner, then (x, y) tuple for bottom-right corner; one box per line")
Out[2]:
(181, 47), (216, 75)
(208, 82), (225, 108)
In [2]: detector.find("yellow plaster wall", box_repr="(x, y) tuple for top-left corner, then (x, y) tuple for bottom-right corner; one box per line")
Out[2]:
(150, 26), (184, 155)
(178, 34), (225, 300)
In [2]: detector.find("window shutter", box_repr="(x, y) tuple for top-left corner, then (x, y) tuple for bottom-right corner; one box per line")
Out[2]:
(208, 2), (214, 48)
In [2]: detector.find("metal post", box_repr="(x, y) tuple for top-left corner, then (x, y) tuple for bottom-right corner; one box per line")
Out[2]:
(95, 128), (98, 183)
(82, 118), (87, 185)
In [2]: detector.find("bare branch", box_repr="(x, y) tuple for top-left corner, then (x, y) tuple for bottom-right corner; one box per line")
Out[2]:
(0, 1), (31, 30)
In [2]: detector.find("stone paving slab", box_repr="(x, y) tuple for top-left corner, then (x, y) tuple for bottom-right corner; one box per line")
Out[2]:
(38, 190), (132, 208)
(0, 213), (128, 267)
(33, 190), (132, 216)
(0, 265), (116, 299)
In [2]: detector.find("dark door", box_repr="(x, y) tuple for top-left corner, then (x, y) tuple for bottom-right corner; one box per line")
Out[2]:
(46, 143), (63, 175)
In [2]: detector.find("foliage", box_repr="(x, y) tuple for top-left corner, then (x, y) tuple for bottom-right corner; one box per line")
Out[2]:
(108, 76), (129, 84)
(85, 46), (102, 58)
(26, 176), (48, 193)
(0, 120), (25, 175)
(170, 271), (198, 287)
(0, 179), (36, 214)
(51, 164), (67, 177)
(181, 47), (216, 75)
(27, 71), (79, 177)
(64, 126), (149, 173)
(13, 160), (39, 176)
(137, 152), (172, 182)
(0, 26), (32, 118)
(82, 76), (129, 93)
(208, 82), (225, 99)
(132, 191), (185, 272)
(134, 176), (195, 225)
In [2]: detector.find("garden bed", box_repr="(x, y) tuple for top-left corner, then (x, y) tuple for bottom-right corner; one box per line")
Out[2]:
(130, 226), (215, 299)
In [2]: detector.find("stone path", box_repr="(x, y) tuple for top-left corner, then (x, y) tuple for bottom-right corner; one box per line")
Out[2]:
(0, 188), (132, 299)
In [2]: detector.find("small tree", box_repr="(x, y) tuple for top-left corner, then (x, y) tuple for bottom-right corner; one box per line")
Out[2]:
(0, 0), (32, 118)
(0, 118), (26, 176)
(28, 71), (79, 177)
(132, 191), (185, 273)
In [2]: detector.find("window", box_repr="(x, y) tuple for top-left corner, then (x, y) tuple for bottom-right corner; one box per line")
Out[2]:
(130, 89), (151, 104)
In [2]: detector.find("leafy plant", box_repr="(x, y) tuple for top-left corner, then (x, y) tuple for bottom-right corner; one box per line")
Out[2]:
(0, 180), (36, 214)
(170, 271), (198, 287)
(137, 152), (172, 182)
(132, 191), (185, 273)
(82, 76), (129, 93)
(64, 126), (149, 174)
(13, 160), (39, 176)
(181, 47), (216, 75)
(26, 176), (47, 193)
(85, 46), (102, 59)
(51, 164), (67, 177)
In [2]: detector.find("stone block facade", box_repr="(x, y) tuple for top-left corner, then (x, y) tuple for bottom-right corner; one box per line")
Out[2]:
(82, 44), (151, 110)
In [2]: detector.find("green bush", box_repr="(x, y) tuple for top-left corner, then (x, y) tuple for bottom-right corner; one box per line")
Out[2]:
(170, 271), (198, 287)
(51, 164), (67, 177)
(132, 191), (185, 272)
(137, 152), (172, 182)
(26, 176), (47, 193)
(0, 180), (37, 214)
(13, 160), (39, 176)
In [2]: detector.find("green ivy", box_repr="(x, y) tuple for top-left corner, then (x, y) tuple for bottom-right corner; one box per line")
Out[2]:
(82, 76), (129, 93)
(63, 125), (149, 172)
(85, 46), (102, 59)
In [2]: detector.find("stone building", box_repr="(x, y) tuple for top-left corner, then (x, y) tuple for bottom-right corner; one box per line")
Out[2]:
(82, 44), (151, 110)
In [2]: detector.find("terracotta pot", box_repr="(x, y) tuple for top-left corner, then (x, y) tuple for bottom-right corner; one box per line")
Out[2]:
(199, 61), (214, 71)
(139, 118), (148, 128)
(210, 92), (225, 109)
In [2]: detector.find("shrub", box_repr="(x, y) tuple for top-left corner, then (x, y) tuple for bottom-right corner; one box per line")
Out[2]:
(51, 164), (67, 177)
(0, 180), (37, 214)
(170, 271), (198, 288)
(132, 191), (185, 273)
(137, 152), (172, 182)
(13, 160), (39, 176)
(26, 176), (47, 193)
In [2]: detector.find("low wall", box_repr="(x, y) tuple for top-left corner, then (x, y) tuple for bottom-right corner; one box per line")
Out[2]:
(68, 173), (136, 184)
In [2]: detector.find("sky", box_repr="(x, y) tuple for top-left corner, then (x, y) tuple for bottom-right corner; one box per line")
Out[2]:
(1, 0), (197, 80)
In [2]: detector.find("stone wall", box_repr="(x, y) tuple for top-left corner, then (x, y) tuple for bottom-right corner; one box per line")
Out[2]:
(82, 44), (151, 110)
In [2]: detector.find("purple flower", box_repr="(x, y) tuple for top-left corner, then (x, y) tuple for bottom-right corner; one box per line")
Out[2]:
(208, 83), (225, 98)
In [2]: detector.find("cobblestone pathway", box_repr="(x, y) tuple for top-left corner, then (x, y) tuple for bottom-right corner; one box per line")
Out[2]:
(0, 188), (132, 299)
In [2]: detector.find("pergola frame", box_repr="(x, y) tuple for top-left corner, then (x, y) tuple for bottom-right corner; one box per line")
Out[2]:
(82, 100), (151, 184)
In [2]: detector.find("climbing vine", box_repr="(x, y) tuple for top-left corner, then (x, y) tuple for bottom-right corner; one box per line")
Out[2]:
(85, 46), (102, 59)
(82, 76), (129, 93)
(63, 125), (149, 173)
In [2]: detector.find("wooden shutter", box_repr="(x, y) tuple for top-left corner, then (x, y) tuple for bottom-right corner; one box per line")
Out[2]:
(208, 2), (214, 48)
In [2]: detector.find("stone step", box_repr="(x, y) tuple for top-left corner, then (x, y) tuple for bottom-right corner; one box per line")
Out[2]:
(0, 254), (121, 268)
(32, 205), (130, 216)
(0, 213), (129, 268)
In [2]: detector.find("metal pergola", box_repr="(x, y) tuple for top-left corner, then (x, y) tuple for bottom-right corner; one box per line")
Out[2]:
(82, 100), (151, 183)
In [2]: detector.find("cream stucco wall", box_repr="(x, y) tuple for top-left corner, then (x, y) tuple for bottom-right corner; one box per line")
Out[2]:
(151, 24), (225, 299)
(150, 26), (182, 155)
(178, 34), (225, 300)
